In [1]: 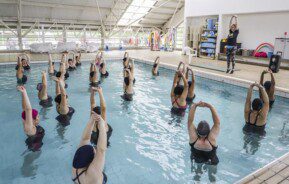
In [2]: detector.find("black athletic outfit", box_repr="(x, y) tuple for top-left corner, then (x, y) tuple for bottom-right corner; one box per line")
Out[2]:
(226, 29), (239, 71)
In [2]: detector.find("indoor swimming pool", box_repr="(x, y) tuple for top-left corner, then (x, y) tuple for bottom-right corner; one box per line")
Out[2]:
(0, 60), (289, 184)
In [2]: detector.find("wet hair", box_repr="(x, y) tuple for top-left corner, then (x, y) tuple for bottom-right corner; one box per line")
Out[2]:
(52, 62), (55, 65)
(100, 63), (104, 68)
(21, 58), (26, 62)
(93, 106), (101, 115)
(90, 71), (95, 78)
(174, 85), (184, 96)
(124, 77), (129, 86)
(54, 94), (68, 104)
(197, 121), (210, 137)
(75, 56), (78, 59)
(73, 145), (94, 169)
(264, 81), (272, 90)
(56, 71), (62, 78)
(123, 57), (127, 62)
(68, 59), (73, 62)
(64, 72), (69, 79)
(153, 63), (157, 68)
(188, 81), (192, 88)
(252, 98), (263, 111)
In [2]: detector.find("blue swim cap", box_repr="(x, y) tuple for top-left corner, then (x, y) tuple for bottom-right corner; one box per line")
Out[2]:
(73, 145), (95, 169)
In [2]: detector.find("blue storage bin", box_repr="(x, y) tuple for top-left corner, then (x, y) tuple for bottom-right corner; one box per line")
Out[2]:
(267, 52), (273, 58)
(207, 19), (214, 30)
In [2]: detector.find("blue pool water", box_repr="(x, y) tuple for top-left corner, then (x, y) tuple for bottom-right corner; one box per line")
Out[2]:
(0, 60), (289, 184)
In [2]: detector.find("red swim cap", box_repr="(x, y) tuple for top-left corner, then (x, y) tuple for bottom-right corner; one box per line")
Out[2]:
(22, 109), (38, 120)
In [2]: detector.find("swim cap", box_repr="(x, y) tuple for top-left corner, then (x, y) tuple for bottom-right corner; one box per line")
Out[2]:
(252, 98), (263, 111)
(22, 109), (38, 120)
(93, 106), (101, 115)
(197, 121), (210, 137)
(124, 77), (129, 86)
(54, 94), (68, 104)
(153, 63), (157, 68)
(68, 59), (72, 62)
(37, 83), (43, 91)
(64, 72), (69, 79)
(174, 85), (184, 96)
(100, 63), (104, 68)
(264, 81), (272, 90)
(188, 81), (192, 88)
(90, 71), (95, 78)
(56, 71), (61, 78)
(73, 145), (95, 169)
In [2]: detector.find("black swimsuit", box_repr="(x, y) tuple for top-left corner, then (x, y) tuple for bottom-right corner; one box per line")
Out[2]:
(72, 169), (107, 184)
(243, 111), (266, 136)
(25, 125), (45, 151)
(100, 71), (109, 78)
(91, 124), (113, 146)
(190, 138), (219, 165)
(39, 96), (53, 107)
(186, 94), (196, 103)
(56, 107), (75, 126)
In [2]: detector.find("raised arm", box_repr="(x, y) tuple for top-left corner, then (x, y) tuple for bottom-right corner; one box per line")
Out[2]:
(87, 114), (107, 181)
(206, 103), (220, 140)
(59, 80), (68, 107)
(79, 114), (96, 147)
(124, 52), (128, 58)
(171, 72), (179, 98)
(245, 83), (255, 116)
(90, 88), (96, 111)
(269, 70), (276, 86)
(260, 70), (266, 86)
(180, 72), (189, 100)
(41, 71), (47, 94)
(258, 84), (270, 114)
(188, 103), (198, 142)
(97, 87), (106, 121)
(130, 59), (135, 76)
(17, 86), (34, 132)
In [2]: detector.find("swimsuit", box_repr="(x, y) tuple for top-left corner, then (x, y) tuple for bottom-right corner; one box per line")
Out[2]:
(122, 92), (133, 101)
(100, 71), (109, 78)
(171, 98), (187, 116)
(186, 94), (196, 103)
(72, 169), (107, 184)
(25, 125), (45, 152)
(190, 138), (219, 165)
(56, 107), (75, 126)
(243, 111), (266, 136)
(39, 96), (53, 107)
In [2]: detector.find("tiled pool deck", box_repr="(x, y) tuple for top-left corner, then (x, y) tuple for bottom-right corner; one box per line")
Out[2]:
(1, 49), (289, 183)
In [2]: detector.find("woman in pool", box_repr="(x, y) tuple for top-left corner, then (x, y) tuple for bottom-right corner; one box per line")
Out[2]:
(90, 87), (113, 146)
(188, 101), (220, 165)
(72, 111), (107, 184)
(226, 15), (239, 74)
(90, 63), (100, 87)
(17, 86), (45, 151)
(48, 53), (56, 75)
(99, 60), (109, 78)
(152, 56), (160, 76)
(95, 51), (103, 67)
(243, 83), (270, 135)
(16, 56), (28, 84)
(16, 53), (31, 71)
(68, 58), (76, 71)
(75, 52), (82, 66)
(171, 70), (188, 116)
(52, 77), (75, 125)
(122, 68), (134, 101)
(260, 69), (276, 108)
(186, 67), (196, 103)
(37, 71), (53, 107)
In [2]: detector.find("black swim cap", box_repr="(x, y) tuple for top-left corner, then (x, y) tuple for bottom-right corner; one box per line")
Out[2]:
(73, 145), (95, 169)
(174, 85), (184, 96)
(93, 106), (101, 115)
(252, 98), (263, 111)
(68, 59), (72, 62)
(197, 121), (210, 137)
(65, 72), (69, 79)
(54, 94), (68, 104)
(264, 81), (272, 90)
(100, 63), (104, 68)
(153, 63), (157, 68)
(90, 71), (95, 78)
(56, 71), (61, 78)
(188, 81), (192, 88)
(124, 77), (129, 86)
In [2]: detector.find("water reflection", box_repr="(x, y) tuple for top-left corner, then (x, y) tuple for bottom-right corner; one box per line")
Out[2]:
(243, 133), (264, 155)
(21, 151), (42, 178)
(279, 121), (289, 145)
(191, 161), (217, 183)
